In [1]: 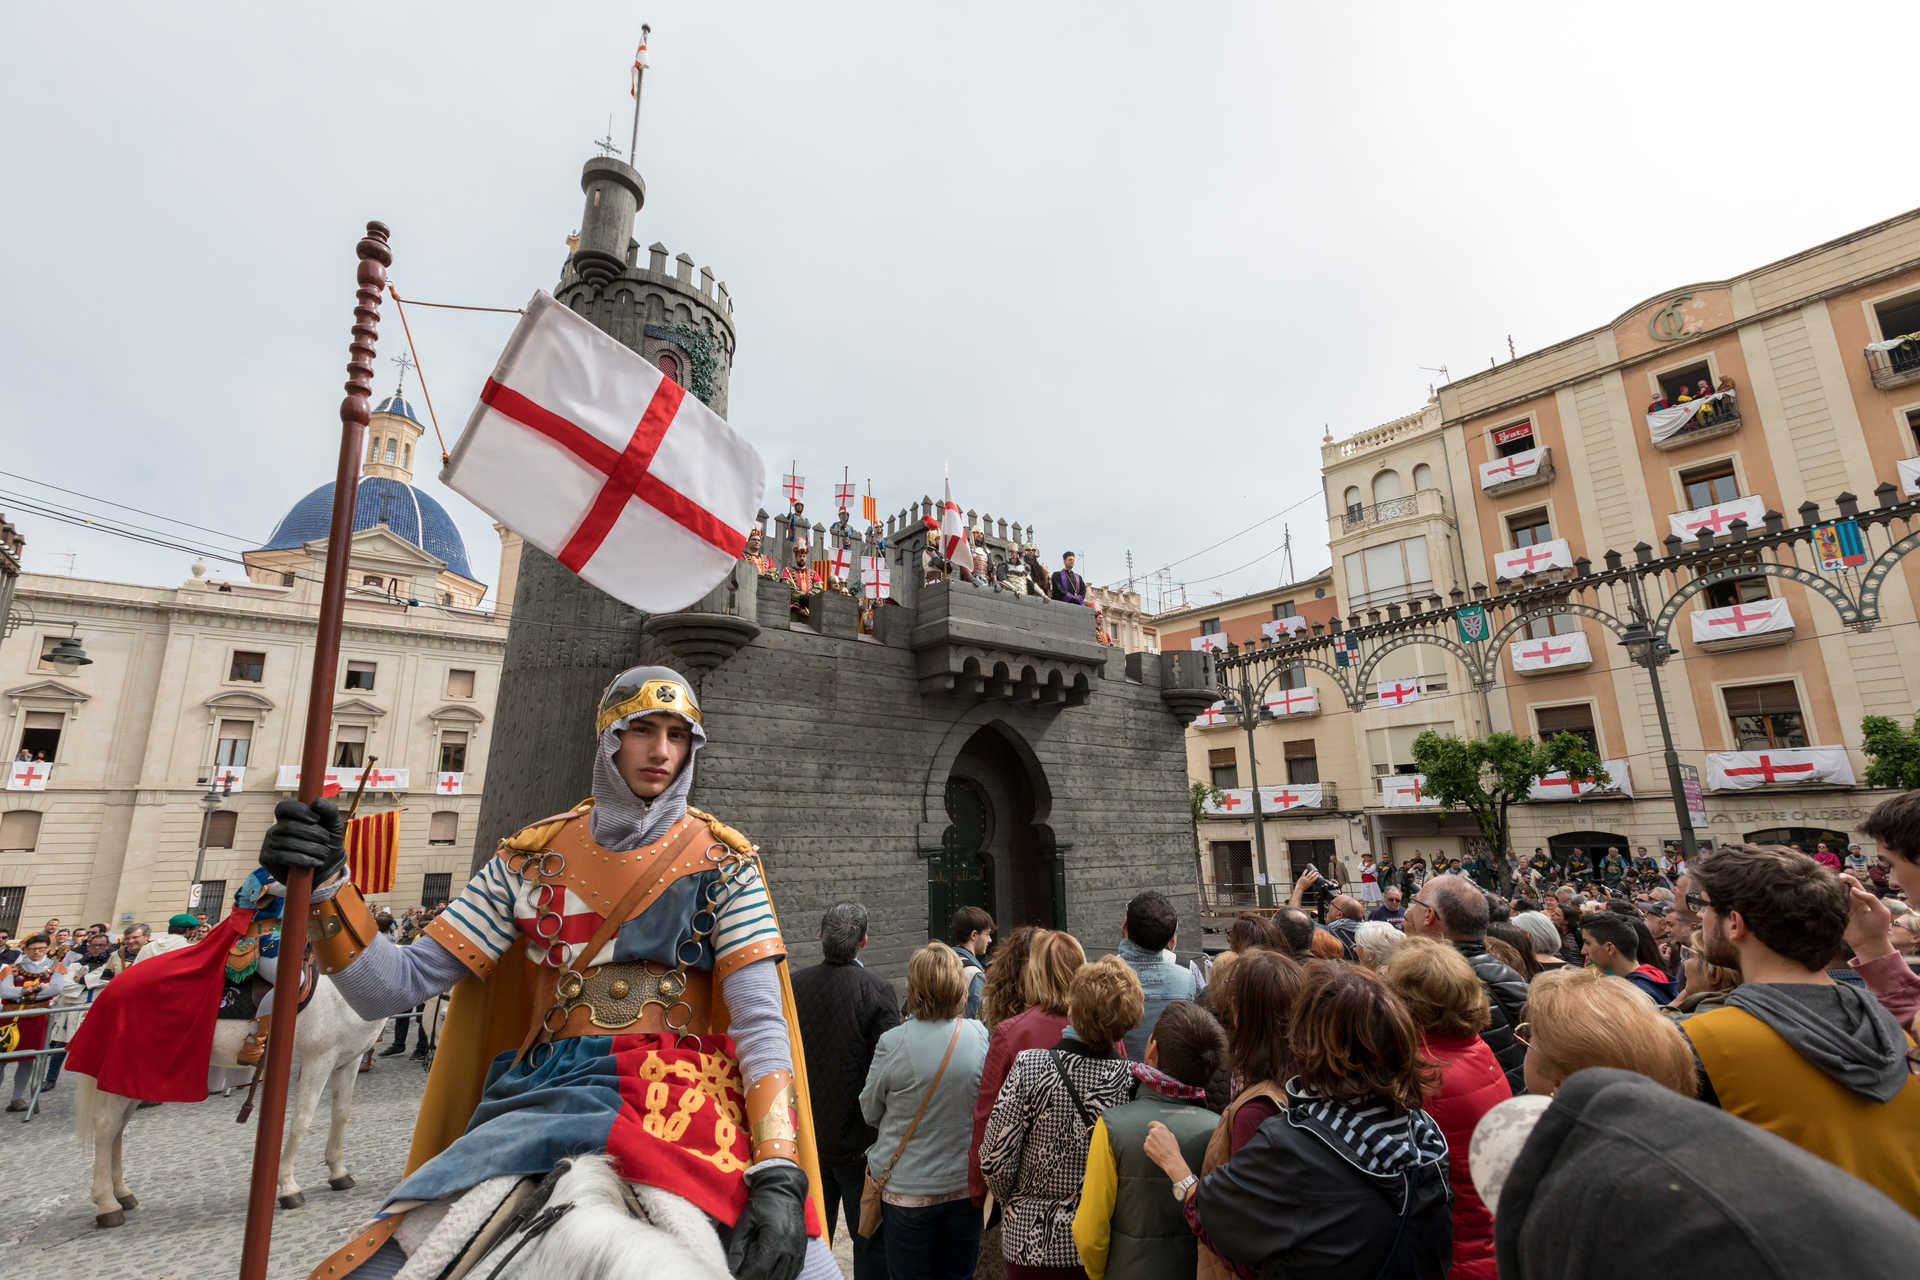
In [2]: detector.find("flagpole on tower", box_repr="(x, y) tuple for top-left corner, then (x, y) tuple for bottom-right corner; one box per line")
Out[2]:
(629, 24), (650, 168)
(237, 222), (391, 1280)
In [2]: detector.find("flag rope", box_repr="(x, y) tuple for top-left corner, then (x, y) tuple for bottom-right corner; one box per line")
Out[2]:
(387, 286), (455, 464)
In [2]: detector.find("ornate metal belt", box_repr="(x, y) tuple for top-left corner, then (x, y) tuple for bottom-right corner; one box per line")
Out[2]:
(544, 960), (692, 1035)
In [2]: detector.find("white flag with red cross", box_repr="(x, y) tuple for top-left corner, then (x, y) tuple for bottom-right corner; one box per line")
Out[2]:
(1375, 678), (1421, 706)
(860, 556), (891, 600)
(939, 482), (967, 564)
(834, 480), (856, 512)
(444, 292), (767, 613)
(435, 771), (465, 796)
(829, 546), (852, 583)
(7, 761), (50, 791)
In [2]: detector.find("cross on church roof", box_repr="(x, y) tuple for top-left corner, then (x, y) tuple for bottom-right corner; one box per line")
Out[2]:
(391, 350), (416, 398)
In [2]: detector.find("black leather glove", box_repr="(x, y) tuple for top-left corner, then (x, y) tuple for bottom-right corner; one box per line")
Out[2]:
(258, 797), (347, 886)
(725, 1163), (809, 1280)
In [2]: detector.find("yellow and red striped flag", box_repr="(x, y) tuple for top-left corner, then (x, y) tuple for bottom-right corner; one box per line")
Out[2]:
(346, 809), (399, 895)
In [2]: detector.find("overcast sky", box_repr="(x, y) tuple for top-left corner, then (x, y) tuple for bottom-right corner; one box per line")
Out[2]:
(6, 3), (1917, 614)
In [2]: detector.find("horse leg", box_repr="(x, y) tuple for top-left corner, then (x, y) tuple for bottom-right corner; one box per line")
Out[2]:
(276, 1058), (326, 1209)
(112, 1102), (137, 1209)
(323, 1053), (357, 1190)
(87, 1087), (134, 1227)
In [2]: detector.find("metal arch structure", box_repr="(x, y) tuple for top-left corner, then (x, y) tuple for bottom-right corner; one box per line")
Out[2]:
(1215, 651), (1360, 711)
(1481, 601), (1634, 656)
(1856, 522), (1920, 629)
(1652, 559), (1861, 639)
(1353, 629), (1494, 691)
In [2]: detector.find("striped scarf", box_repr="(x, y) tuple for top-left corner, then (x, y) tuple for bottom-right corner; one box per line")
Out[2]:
(1283, 1079), (1449, 1180)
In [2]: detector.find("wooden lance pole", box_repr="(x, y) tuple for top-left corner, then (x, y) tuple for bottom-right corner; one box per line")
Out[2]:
(237, 220), (392, 1280)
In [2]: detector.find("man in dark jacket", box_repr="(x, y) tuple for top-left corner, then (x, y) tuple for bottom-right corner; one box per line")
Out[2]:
(791, 901), (900, 1271)
(1409, 873), (1529, 1092)
(1050, 551), (1087, 604)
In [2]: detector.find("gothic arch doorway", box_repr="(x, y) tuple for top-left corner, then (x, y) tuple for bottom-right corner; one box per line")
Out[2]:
(931, 724), (1057, 938)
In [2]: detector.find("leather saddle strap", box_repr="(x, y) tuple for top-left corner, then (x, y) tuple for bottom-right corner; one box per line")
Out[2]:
(512, 824), (707, 1066)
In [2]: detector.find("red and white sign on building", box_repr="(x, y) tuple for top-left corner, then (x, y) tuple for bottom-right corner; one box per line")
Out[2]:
(1493, 538), (1572, 581)
(443, 291), (768, 614)
(7, 761), (51, 791)
(1261, 616), (1308, 643)
(1191, 701), (1232, 728)
(1190, 634), (1229, 654)
(435, 771), (465, 796)
(1689, 597), (1791, 646)
(1668, 494), (1766, 542)
(1527, 759), (1632, 801)
(1261, 783), (1324, 812)
(1382, 774), (1439, 808)
(1705, 747), (1854, 791)
(209, 765), (247, 793)
(1376, 679), (1421, 707)
(1263, 687), (1320, 717)
(1509, 631), (1593, 674)
(1478, 447), (1546, 490)
(274, 765), (413, 792)
(1202, 788), (1252, 816)
(860, 556), (891, 600)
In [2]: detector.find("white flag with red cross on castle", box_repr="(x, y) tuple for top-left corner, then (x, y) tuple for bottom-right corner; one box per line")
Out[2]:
(7, 760), (51, 791)
(444, 291), (767, 614)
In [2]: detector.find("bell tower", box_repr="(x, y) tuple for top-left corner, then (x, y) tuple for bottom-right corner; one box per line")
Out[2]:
(363, 353), (426, 484)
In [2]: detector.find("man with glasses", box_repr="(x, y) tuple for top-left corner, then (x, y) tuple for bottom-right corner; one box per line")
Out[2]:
(1405, 874), (1529, 1092)
(1680, 844), (1920, 1215)
(1368, 887), (1405, 926)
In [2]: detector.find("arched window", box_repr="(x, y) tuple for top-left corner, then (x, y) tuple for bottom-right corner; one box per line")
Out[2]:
(402, 443), (411, 470)
(657, 352), (681, 385)
(1342, 486), (1364, 519)
(385, 439), (397, 465)
(1371, 470), (1403, 504)
(1412, 463), (1433, 491)
(366, 436), (379, 465)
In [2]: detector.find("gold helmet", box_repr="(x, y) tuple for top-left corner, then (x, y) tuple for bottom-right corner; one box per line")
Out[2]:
(596, 665), (703, 736)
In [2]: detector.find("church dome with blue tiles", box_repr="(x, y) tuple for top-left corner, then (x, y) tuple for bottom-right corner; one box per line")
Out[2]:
(259, 476), (474, 580)
(374, 392), (420, 423)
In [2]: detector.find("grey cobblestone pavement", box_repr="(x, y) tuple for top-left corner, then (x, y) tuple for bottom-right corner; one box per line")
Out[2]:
(0, 1052), (853, 1280)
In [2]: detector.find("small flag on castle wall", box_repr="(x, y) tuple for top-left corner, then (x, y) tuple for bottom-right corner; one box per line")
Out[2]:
(862, 494), (878, 523)
(347, 809), (399, 895)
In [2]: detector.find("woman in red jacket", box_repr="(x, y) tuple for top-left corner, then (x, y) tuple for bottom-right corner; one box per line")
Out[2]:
(1385, 938), (1512, 1280)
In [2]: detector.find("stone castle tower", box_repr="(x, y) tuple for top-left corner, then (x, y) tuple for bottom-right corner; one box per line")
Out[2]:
(474, 152), (1213, 976)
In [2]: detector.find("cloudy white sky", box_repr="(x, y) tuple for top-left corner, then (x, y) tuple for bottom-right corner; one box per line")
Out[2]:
(5, 3), (1917, 613)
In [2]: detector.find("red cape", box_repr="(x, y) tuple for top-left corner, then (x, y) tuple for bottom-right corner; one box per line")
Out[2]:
(65, 908), (256, 1102)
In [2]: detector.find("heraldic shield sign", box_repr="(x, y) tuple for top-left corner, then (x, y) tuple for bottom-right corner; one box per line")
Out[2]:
(1456, 605), (1489, 643)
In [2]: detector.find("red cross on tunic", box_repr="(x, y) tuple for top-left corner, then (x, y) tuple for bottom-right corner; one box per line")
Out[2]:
(1707, 605), (1775, 632)
(1268, 790), (1301, 808)
(1684, 506), (1740, 536)
(1724, 754), (1817, 783)
(1217, 792), (1246, 811)
(478, 377), (741, 568)
(1484, 455), (1530, 481)
(1503, 545), (1558, 574)
(1379, 681), (1418, 705)
(1267, 689), (1315, 715)
(439, 775), (460, 793)
(515, 885), (604, 949)
(14, 765), (44, 787)
(1521, 640), (1574, 665)
(1393, 779), (1426, 801)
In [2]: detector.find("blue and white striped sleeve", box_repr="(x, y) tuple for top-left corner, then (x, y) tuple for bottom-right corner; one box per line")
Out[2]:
(711, 857), (786, 982)
(424, 854), (524, 979)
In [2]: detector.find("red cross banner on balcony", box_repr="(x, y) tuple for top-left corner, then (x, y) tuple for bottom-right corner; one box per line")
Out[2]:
(7, 761), (50, 791)
(860, 555), (891, 600)
(1647, 391), (1735, 443)
(1509, 631), (1592, 674)
(1705, 747), (1854, 792)
(1191, 701), (1231, 728)
(1190, 634), (1228, 654)
(1478, 447), (1544, 490)
(1261, 616), (1308, 644)
(1382, 774), (1439, 808)
(209, 765), (247, 793)
(1263, 687), (1320, 717)
(1668, 494), (1765, 542)
(1202, 787), (1252, 816)
(1527, 759), (1632, 801)
(1899, 457), (1920, 497)
(1261, 783), (1323, 811)
(274, 765), (412, 792)
(1376, 679), (1421, 706)
(1493, 538), (1572, 581)
(443, 291), (767, 614)
(1689, 597), (1792, 645)
(435, 771), (465, 795)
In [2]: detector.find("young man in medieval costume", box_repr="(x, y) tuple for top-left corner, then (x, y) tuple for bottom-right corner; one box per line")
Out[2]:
(264, 665), (831, 1280)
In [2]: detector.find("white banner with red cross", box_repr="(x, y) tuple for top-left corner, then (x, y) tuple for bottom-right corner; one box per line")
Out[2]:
(1260, 783), (1324, 811)
(1263, 687), (1320, 717)
(1261, 616), (1308, 644)
(860, 556), (891, 600)
(1191, 700), (1233, 728)
(1668, 494), (1766, 542)
(7, 761), (51, 791)
(1202, 787), (1253, 817)
(1900, 457), (1920, 497)
(1493, 538), (1572, 581)
(1705, 747), (1854, 791)
(1646, 391), (1735, 443)
(275, 764), (411, 792)
(1382, 774), (1439, 807)
(1689, 596), (1792, 645)
(1478, 447), (1546, 490)
(828, 546), (853, 584)
(1375, 679), (1421, 707)
(1190, 633), (1228, 654)
(207, 765), (247, 793)
(1528, 759), (1632, 801)
(435, 771), (465, 796)
(1509, 631), (1592, 674)
(443, 291), (767, 614)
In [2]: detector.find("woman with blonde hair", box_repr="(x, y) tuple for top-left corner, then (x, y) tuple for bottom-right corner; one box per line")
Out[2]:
(862, 942), (991, 1278)
(1386, 938), (1509, 1280)
(981, 956), (1143, 1278)
(1663, 947), (1740, 1020)
(969, 931), (1089, 1207)
(1521, 967), (1698, 1097)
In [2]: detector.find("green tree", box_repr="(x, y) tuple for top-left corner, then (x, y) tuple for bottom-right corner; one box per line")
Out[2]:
(1860, 713), (1920, 790)
(1410, 730), (1607, 866)
(1190, 780), (1226, 890)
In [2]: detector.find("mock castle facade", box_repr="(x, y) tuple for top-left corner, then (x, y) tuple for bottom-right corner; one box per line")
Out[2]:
(476, 155), (1212, 976)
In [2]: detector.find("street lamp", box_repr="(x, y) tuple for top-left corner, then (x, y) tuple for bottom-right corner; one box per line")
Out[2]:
(189, 772), (236, 909)
(1618, 580), (1699, 863)
(1217, 656), (1277, 906)
(45, 625), (91, 676)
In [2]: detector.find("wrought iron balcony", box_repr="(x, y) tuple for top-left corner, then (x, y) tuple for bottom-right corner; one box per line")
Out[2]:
(1867, 338), (1920, 390)
(1340, 494), (1422, 531)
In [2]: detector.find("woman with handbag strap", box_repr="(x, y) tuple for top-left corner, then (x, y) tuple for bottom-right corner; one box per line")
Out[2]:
(860, 942), (990, 1280)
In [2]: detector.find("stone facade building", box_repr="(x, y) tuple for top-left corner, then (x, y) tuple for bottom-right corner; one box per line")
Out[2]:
(474, 152), (1211, 980)
(0, 393), (508, 933)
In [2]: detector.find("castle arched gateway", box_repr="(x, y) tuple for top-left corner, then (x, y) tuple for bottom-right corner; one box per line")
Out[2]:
(934, 723), (1058, 937)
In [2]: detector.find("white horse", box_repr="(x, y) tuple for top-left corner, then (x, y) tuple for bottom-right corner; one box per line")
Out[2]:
(74, 975), (382, 1227)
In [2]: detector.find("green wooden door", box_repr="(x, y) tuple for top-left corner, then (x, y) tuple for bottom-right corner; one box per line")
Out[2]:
(930, 776), (991, 936)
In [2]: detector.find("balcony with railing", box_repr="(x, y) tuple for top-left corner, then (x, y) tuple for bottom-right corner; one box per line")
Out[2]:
(1478, 446), (1554, 495)
(1866, 334), (1920, 390)
(1335, 487), (1450, 536)
(1648, 392), (1742, 451)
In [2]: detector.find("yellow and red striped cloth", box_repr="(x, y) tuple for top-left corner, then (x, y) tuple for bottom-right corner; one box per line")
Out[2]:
(346, 809), (399, 895)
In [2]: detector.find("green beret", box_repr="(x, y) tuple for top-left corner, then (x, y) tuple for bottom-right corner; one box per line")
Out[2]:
(168, 913), (203, 930)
